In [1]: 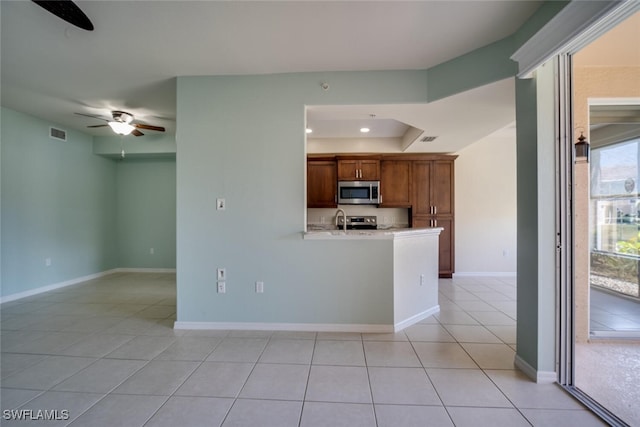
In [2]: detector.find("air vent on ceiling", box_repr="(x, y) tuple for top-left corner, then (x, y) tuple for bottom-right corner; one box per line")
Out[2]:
(49, 127), (67, 141)
(420, 136), (438, 142)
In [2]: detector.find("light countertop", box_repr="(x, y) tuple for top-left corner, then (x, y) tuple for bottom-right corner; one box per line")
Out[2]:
(303, 227), (443, 240)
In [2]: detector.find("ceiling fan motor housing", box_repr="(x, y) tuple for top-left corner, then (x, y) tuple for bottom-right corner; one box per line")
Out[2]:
(112, 111), (134, 123)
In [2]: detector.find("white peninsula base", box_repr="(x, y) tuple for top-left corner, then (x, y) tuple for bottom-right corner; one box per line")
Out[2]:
(304, 228), (442, 332)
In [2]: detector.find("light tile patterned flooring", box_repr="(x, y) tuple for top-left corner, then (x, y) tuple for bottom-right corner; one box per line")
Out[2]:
(0, 273), (606, 426)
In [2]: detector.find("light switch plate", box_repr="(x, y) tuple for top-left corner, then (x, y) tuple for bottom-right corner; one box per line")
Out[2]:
(216, 198), (226, 211)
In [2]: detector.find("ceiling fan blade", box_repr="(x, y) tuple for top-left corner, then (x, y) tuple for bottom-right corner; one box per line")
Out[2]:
(87, 124), (109, 128)
(134, 123), (165, 132)
(132, 129), (144, 137)
(32, 1), (94, 31)
(75, 112), (108, 121)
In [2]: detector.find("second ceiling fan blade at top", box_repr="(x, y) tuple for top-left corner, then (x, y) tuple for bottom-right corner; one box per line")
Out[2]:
(32, 0), (94, 31)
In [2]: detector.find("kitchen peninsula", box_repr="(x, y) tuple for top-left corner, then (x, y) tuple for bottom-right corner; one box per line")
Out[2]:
(304, 227), (442, 332)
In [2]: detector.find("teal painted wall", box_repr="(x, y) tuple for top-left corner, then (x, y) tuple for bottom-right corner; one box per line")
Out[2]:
(116, 159), (176, 268)
(515, 76), (539, 370)
(534, 62), (558, 373)
(1, 108), (118, 297)
(94, 133), (176, 157)
(427, 36), (518, 102)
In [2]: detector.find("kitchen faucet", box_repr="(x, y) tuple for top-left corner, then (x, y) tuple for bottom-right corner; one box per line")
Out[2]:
(335, 208), (346, 232)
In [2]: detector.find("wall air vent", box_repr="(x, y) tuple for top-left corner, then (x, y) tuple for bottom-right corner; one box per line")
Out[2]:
(49, 127), (67, 141)
(420, 136), (438, 142)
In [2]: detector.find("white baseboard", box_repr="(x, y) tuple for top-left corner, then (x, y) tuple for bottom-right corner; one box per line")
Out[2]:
(394, 305), (440, 332)
(174, 321), (394, 333)
(453, 272), (517, 278)
(114, 268), (176, 273)
(0, 269), (119, 304)
(0, 268), (176, 304)
(514, 354), (557, 383)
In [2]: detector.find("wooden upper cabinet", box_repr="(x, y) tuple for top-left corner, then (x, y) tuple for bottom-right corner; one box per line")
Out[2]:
(337, 159), (380, 181)
(380, 160), (411, 207)
(412, 160), (453, 216)
(307, 160), (337, 208)
(359, 160), (380, 180)
(431, 161), (454, 216)
(411, 161), (432, 216)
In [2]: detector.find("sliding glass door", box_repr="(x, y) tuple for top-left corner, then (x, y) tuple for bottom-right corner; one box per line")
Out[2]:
(557, 8), (640, 426)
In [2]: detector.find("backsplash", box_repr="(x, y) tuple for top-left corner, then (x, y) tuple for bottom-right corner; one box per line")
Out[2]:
(308, 206), (409, 229)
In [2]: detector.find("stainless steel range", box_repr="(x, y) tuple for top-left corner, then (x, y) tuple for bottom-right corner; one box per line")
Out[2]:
(336, 215), (378, 230)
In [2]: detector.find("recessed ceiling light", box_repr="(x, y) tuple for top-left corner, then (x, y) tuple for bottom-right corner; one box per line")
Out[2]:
(360, 127), (370, 133)
(306, 128), (313, 134)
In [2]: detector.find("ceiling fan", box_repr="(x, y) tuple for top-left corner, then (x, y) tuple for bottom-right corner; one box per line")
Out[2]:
(75, 111), (166, 137)
(32, 0), (94, 31)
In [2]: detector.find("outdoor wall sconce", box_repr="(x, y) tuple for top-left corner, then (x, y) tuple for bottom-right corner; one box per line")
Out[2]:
(575, 132), (590, 163)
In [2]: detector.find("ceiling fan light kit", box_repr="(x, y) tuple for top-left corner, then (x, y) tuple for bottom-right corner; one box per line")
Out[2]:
(108, 121), (135, 135)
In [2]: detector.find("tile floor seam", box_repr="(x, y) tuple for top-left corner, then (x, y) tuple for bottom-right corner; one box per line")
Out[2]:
(297, 336), (319, 427)
(360, 338), (381, 427)
(59, 392), (115, 427)
(450, 331), (483, 371)
(225, 333), (272, 424)
(463, 346), (536, 426)
(405, 329), (455, 427)
(130, 394), (172, 427)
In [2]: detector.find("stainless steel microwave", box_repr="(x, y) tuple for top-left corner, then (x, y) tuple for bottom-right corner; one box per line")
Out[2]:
(337, 181), (381, 205)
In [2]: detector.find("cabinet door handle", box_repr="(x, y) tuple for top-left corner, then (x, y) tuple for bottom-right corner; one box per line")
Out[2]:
(434, 219), (438, 227)
(434, 206), (437, 215)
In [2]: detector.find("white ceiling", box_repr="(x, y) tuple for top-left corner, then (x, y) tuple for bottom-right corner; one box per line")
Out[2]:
(1, 0), (543, 143)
